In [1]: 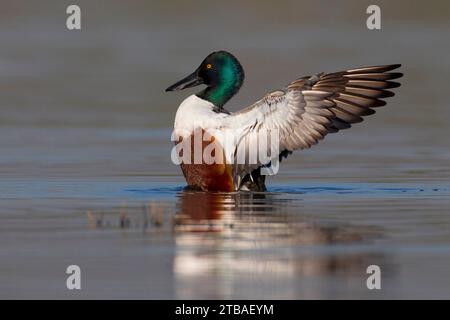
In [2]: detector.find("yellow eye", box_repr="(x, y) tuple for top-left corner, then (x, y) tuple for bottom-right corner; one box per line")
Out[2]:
(206, 63), (212, 69)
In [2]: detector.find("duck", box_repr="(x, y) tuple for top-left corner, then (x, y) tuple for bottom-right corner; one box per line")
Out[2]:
(166, 51), (402, 192)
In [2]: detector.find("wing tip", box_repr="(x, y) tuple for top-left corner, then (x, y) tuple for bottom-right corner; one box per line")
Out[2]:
(347, 64), (403, 74)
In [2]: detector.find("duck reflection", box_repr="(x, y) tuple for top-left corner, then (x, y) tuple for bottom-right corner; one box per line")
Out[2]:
(173, 191), (389, 299)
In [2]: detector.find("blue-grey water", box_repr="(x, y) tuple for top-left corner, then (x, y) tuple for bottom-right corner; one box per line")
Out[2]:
(1, 0), (450, 299)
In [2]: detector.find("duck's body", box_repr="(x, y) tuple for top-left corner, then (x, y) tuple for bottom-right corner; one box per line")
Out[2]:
(174, 95), (235, 191)
(167, 51), (403, 192)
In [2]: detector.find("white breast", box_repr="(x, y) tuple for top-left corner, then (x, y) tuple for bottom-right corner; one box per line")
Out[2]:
(173, 95), (246, 166)
(173, 95), (228, 136)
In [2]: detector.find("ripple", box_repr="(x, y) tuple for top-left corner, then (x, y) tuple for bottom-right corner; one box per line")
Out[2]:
(124, 186), (184, 195)
(268, 184), (449, 197)
(123, 183), (450, 198)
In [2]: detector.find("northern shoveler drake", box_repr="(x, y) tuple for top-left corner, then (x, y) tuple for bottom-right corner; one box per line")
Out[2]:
(166, 51), (402, 192)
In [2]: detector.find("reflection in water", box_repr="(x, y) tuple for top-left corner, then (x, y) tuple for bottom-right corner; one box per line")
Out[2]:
(173, 191), (388, 299)
(83, 190), (390, 298)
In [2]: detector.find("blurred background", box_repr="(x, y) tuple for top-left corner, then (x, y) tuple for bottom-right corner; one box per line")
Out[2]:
(0, 0), (449, 299)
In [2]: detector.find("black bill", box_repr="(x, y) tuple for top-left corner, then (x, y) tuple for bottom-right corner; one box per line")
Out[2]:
(165, 71), (204, 92)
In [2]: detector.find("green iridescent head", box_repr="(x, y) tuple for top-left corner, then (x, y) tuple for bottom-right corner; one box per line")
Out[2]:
(165, 51), (245, 108)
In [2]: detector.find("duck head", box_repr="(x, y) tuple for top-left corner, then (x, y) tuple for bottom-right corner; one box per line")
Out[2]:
(166, 51), (244, 108)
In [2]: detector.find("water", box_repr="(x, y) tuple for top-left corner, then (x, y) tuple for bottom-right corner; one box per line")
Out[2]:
(1, 0), (450, 299)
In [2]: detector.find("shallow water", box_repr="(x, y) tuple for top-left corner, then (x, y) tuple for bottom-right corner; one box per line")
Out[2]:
(2, 179), (450, 299)
(1, 1), (450, 299)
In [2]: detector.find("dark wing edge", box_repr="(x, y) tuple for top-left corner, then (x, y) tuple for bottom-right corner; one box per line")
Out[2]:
(293, 64), (403, 133)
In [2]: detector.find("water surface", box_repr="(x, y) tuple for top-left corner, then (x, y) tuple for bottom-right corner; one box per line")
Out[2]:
(1, 1), (450, 299)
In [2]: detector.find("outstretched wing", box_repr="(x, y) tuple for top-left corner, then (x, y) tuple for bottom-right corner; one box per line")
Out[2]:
(225, 64), (403, 185)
